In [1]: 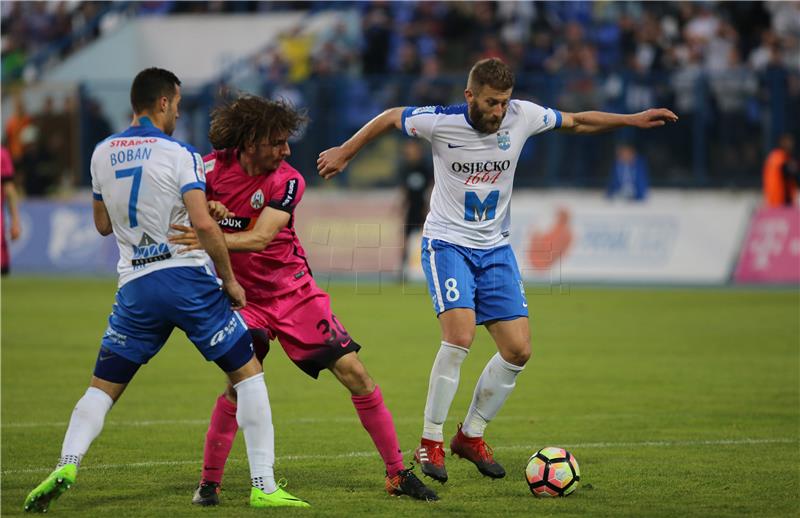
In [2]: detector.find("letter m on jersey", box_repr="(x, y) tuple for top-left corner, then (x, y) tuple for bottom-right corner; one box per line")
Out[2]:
(464, 190), (499, 222)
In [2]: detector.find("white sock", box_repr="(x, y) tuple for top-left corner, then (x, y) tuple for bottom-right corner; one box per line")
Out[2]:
(422, 342), (469, 442)
(58, 387), (114, 468)
(462, 353), (524, 438)
(234, 373), (276, 493)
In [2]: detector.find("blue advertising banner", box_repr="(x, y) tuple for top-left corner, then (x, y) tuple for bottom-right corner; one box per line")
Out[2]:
(8, 200), (119, 275)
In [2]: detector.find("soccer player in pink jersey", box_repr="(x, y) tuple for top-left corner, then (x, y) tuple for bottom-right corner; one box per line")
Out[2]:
(170, 95), (438, 505)
(1, 145), (21, 275)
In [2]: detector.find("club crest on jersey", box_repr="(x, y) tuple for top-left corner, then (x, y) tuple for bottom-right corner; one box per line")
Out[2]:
(497, 130), (511, 151)
(250, 189), (265, 209)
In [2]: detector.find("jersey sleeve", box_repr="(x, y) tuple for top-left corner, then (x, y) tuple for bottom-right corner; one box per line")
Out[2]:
(267, 172), (305, 214)
(178, 148), (206, 194)
(401, 106), (443, 142)
(518, 100), (561, 136)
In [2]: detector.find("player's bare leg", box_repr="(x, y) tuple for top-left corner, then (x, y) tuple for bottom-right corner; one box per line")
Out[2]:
(330, 352), (438, 501)
(416, 308), (476, 482)
(453, 317), (531, 479)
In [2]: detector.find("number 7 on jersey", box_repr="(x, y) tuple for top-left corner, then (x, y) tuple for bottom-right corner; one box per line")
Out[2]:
(115, 166), (143, 228)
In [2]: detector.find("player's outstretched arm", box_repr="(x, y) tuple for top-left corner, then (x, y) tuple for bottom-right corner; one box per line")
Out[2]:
(92, 199), (113, 236)
(183, 189), (246, 309)
(559, 108), (678, 135)
(317, 107), (405, 180)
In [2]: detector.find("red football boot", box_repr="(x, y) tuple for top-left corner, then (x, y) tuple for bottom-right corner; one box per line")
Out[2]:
(414, 438), (448, 483)
(449, 423), (505, 478)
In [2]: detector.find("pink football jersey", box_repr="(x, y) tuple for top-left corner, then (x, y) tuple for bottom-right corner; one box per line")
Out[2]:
(204, 149), (312, 300)
(1, 146), (14, 228)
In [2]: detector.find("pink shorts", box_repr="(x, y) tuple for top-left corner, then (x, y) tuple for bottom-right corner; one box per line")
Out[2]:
(240, 280), (360, 378)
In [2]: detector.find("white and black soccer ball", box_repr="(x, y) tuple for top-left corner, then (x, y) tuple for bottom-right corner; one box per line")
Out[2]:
(525, 447), (581, 497)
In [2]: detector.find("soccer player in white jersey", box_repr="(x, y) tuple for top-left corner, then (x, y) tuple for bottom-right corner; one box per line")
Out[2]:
(318, 58), (677, 483)
(23, 68), (308, 512)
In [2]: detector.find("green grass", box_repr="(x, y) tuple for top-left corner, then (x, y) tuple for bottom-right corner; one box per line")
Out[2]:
(2, 277), (799, 517)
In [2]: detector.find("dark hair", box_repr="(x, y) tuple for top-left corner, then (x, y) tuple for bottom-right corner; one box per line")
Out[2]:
(208, 95), (309, 150)
(130, 67), (181, 114)
(467, 58), (514, 93)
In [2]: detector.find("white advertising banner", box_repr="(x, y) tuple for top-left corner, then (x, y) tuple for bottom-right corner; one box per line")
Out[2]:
(507, 191), (756, 284)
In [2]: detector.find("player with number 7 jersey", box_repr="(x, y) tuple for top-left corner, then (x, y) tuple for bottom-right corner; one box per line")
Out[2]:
(318, 58), (677, 484)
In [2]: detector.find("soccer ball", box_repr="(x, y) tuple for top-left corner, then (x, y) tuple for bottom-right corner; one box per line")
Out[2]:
(525, 447), (581, 497)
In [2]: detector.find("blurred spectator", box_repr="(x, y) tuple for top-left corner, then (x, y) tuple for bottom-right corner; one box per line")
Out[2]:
(607, 143), (649, 201)
(35, 97), (74, 182)
(311, 20), (358, 77)
(396, 39), (422, 75)
(1, 145), (21, 275)
(762, 134), (798, 207)
(5, 95), (32, 164)
(79, 98), (113, 188)
(410, 56), (451, 107)
(397, 140), (432, 273)
(710, 48), (758, 181)
(278, 27), (314, 83)
(361, 4), (392, 76)
(20, 122), (55, 197)
(749, 29), (780, 72)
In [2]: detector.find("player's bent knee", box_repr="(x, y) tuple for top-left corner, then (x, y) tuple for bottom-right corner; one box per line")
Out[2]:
(442, 332), (475, 349)
(227, 356), (263, 385)
(500, 343), (531, 366)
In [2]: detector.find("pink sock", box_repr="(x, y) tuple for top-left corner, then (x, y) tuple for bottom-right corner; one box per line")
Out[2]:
(201, 394), (239, 484)
(351, 386), (406, 477)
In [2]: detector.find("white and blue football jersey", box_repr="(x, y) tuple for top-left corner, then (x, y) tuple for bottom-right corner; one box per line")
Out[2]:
(91, 119), (210, 287)
(402, 100), (561, 248)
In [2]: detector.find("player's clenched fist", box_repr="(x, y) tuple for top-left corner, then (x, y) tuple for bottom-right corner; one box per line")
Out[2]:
(208, 200), (234, 220)
(317, 146), (350, 180)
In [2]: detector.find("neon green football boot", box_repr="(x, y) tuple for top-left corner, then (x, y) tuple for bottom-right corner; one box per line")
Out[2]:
(24, 464), (77, 513)
(250, 480), (310, 508)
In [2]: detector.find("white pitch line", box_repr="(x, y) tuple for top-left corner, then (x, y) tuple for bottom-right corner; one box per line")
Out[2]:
(1, 413), (643, 429)
(3, 438), (796, 476)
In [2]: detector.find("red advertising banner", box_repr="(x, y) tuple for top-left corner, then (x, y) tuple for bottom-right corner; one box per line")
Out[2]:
(734, 207), (800, 283)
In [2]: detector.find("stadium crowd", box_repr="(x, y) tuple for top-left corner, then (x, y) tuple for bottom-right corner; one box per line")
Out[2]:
(2, 1), (799, 194)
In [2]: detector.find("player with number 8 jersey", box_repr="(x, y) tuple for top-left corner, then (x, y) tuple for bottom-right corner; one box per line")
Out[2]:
(318, 58), (677, 484)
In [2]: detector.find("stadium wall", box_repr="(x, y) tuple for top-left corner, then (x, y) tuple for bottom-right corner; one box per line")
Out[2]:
(9, 189), (788, 286)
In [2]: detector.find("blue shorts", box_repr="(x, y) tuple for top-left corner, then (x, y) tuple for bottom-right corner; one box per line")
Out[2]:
(100, 266), (249, 365)
(421, 238), (529, 325)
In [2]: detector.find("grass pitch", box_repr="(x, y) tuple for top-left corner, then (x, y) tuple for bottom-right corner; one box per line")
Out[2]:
(2, 277), (798, 517)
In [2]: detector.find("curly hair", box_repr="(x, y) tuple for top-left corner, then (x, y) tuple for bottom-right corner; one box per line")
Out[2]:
(467, 58), (514, 94)
(208, 95), (309, 150)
